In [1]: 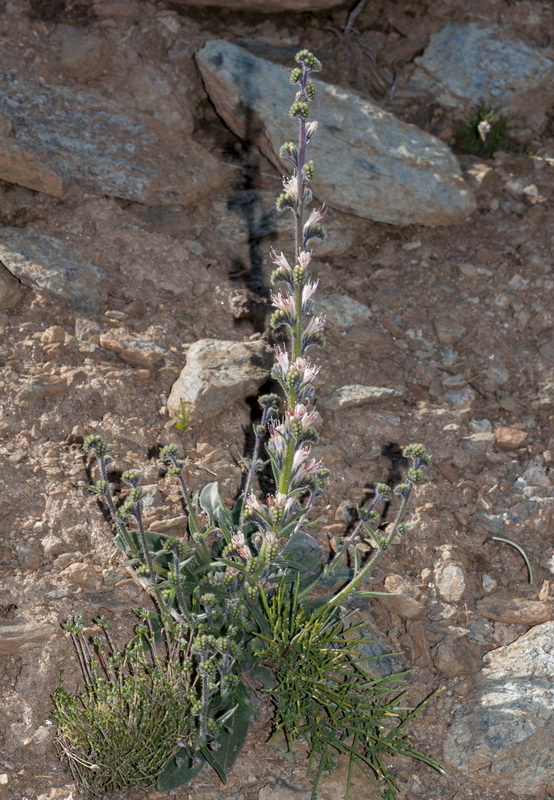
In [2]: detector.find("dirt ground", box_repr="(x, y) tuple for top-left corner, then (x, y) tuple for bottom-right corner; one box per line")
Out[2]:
(1, 0), (554, 799)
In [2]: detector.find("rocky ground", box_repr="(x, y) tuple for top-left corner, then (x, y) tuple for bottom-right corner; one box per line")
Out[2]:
(1, 0), (554, 799)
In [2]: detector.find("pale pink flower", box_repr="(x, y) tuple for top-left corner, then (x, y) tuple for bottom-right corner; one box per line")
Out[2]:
(306, 121), (318, 141)
(286, 403), (321, 430)
(231, 531), (252, 561)
(304, 205), (327, 227)
(282, 176), (299, 198)
(270, 291), (295, 312)
(301, 280), (318, 304)
(292, 357), (320, 385)
(303, 315), (325, 337)
(244, 494), (264, 515)
(270, 250), (291, 270)
(274, 346), (290, 372)
(297, 250), (312, 268)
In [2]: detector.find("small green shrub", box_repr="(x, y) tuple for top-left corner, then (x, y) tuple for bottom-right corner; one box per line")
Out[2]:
(454, 103), (526, 158)
(52, 616), (198, 796)
(254, 582), (443, 800)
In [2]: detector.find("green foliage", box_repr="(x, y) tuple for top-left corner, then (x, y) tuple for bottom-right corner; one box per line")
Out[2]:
(454, 103), (526, 158)
(54, 47), (440, 799)
(157, 680), (251, 789)
(254, 582), (444, 800)
(175, 400), (191, 433)
(52, 619), (199, 797)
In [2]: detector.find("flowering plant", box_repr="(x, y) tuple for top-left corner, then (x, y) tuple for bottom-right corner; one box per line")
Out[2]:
(53, 48), (439, 799)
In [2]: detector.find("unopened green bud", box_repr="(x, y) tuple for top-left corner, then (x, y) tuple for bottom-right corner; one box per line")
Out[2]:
(306, 83), (316, 101)
(289, 100), (310, 120)
(279, 141), (298, 165)
(83, 435), (109, 458)
(200, 593), (216, 608)
(295, 49), (322, 72)
(402, 443), (430, 464)
(276, 193), (296, 213)
(375, 483), (392, 499)
(304, 161), (315, 180)
(122, 469), (142, 487)
(271, 309), (288, 330)
(290, 67), (302, 84)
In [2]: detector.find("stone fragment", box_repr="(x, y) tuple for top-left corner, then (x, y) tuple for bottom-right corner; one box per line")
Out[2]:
(320, 385), (402, 412)
(477, 594), (553, 626)
(433, 636), (483, 677)
(316, 294), (371, 328)
(196, 40), (475, 227)
(57, 25), (111, 81)
(0, 262), (25, 309)
(411, 24), (554, 134)
(444, 621), (554, 795)
(434, 547), (467, 603)
(93, 0), (141, 19)
(494, 426), (528, 451)
(0, 139), (64, 197)
(61, 562), (104, 591)
(171, 0), (343, 11)
(460, 159), (497, 194)
(0, 618), (58, 655)
(461, 432), (495, 459)
(16, 373), (72, 402)
(14, 540), (43, 570)
(0, 228), (107, 312)
(379, 574), (426, 620)
(41, 534), (63, 558)
(0, 72), (223, 206)
(345, 610), (409, 679)
(434, 319), (468, 344)
(167, 339), (273, 420)
(522, 464), (551, 489)
(443, 386), (476, 411)
(538, 339), (554, 363)
(99, 329), (167, 368)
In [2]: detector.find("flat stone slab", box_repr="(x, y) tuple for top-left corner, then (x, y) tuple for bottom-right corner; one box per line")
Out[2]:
(0, 227), (107, 312)
(320, 385), (402, 411)
(411, 24), (554, 133)
(444, 621), (554, 796)
(0, 72), (223, 206)
(196, 40), (475, 227)
(316, 294), (372, 328)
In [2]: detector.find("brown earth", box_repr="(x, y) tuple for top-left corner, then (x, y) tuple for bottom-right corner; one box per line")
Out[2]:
(1, 1), (554, 799)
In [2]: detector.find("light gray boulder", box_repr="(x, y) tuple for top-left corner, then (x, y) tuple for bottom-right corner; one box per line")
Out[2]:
(444, 621), (554, 796)
(0, 71), (223, 206)
(195, 40), (475, 227)
(167, 339), (273, 420)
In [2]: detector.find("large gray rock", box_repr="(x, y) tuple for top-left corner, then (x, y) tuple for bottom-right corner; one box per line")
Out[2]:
(0, 227), (107, 312)
(167, 339), (273, 420)
(411, 24), (554, 134)
(0, 72), (223, 206)
(444, 621), (554, 796)
(196, 40), (475, 227)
